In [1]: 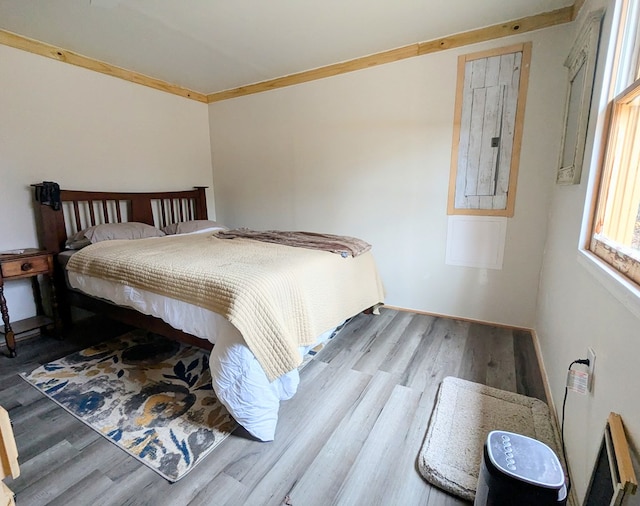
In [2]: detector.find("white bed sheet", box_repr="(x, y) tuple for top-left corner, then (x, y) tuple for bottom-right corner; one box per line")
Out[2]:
(67, 269), (335, 441)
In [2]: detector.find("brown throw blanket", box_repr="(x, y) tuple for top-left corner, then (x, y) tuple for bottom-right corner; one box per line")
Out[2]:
(216, 229), (371, 258)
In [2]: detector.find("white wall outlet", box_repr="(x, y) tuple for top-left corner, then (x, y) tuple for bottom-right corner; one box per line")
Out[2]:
(587, 347), (596, 392)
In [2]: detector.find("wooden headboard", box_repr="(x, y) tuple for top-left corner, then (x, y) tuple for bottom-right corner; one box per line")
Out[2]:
(33, 184), (208, 254)
(31, 183), (212, 348)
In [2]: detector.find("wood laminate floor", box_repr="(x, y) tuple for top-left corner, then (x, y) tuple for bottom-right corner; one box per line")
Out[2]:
(0, 308), (547, 506)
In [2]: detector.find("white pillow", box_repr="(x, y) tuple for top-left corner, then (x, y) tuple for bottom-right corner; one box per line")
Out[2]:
(66, 222), (165, 248)
(162, 220), (226, 235)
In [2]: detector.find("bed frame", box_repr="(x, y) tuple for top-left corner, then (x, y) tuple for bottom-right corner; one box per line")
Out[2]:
(32, 183), (213, 351)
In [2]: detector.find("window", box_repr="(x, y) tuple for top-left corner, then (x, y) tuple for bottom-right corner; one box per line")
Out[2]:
(590, 0), (640, 286)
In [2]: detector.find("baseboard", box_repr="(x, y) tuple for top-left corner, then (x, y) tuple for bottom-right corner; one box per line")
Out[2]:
(383, 304), (535, 332)
(384, 305), (577, 504)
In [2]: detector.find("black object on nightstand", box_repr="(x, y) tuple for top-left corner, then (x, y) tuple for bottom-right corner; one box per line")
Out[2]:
(0, 249), (60, 357)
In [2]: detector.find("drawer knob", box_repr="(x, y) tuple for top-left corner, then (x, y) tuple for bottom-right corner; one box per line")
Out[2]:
(21, 262), (32, 271)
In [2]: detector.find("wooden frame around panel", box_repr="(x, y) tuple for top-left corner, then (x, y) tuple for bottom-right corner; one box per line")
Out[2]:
(556, 10), (603, 185)
(447, 42), (532, 217)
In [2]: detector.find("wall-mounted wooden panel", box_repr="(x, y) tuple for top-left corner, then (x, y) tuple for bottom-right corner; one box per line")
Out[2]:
(556, 10), (603, 185)
(448, 43), (532, 217)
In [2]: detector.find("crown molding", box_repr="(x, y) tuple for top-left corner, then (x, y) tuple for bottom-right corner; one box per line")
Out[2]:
(0, 5), (576, 104)
(207, 6), (573, 103)
(0, 29), (207, 103)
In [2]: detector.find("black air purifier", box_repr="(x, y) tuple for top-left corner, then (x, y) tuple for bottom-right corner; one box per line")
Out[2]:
(474, 430), (567, 506)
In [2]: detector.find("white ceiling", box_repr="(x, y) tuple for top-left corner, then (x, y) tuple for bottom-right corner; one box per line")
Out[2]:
(0, 0), (573, 94)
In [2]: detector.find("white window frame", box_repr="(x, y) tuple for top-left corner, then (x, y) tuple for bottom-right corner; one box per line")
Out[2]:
(579, 0), (640, 319)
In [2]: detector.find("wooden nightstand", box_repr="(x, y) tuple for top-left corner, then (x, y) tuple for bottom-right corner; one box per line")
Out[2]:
(0, 249), (60, 357)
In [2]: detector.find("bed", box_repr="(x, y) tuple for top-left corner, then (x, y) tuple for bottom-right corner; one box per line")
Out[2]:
(33, 183), (385, 441)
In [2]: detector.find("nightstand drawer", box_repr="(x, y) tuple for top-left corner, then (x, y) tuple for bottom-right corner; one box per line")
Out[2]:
(0, 250), (59, 358)
(1, 255), (50, 279)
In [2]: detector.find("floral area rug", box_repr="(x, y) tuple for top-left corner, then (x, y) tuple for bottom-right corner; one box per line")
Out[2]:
(21, 330), (237, 482)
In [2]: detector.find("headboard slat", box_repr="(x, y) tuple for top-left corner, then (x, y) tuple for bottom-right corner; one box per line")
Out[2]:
(170, 200), (177, 225)
(160, 200), (168, 228)
(102, 201), (109, 224)
(32, 184), (209, 254)
(88, 200), (96, 226)
(72, 201), (82, 232)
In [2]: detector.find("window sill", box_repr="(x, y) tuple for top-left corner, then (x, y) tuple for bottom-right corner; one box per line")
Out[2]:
(577, 249), (640, 320)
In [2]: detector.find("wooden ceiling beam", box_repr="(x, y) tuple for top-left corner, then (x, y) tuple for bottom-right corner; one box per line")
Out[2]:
(207, 6), (574, 103)
(418, 7), (573, 55)
(572, 0), (587, 20)
(207, 44), (420, 103)
(0, 29), (208, 103)
(0, 5), (576, 104)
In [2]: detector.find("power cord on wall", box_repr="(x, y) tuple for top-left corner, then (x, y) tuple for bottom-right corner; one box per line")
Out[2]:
(561, 358), (590, 495)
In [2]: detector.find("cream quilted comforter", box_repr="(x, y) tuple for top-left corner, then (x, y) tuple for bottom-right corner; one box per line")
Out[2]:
(66, 233), (384, 380)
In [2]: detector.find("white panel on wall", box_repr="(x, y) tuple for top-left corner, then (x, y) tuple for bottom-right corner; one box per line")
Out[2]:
(445, 215), (507, 269)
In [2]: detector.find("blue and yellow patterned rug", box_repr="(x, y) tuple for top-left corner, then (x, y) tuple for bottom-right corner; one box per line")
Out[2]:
(21, 330), (237, 482)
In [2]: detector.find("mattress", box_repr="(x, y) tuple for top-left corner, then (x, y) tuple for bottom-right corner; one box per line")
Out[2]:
(60, 250), (338, 441)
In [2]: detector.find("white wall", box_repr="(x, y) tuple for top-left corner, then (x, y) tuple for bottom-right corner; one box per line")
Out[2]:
(0, 45), (213, 320)
(536, 0), (640, 502)
(209, 26), (572, 329)
(3, 8), (637, 502)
